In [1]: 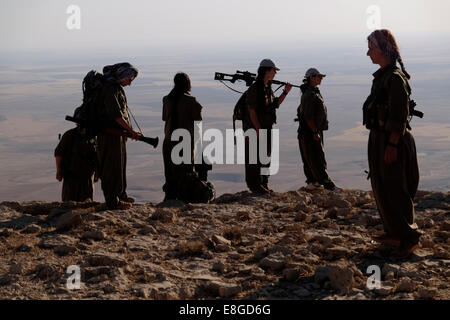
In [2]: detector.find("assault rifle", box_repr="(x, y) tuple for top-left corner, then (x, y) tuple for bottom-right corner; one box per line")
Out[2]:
(407, 99), (424, 129)
(65, 115), (159, 148)
(214, 70), (301, 89)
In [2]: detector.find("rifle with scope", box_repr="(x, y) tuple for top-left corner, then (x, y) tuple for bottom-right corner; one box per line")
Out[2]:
(214, 70), (301, 89)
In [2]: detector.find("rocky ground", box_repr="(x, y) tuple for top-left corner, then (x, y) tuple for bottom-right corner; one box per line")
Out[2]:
(0, 188), (449, 300)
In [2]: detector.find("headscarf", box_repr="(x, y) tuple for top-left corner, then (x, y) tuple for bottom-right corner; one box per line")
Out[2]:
(367, 30), (399, 61)
(367, 29), (411, 79)
(103, 62), (139, 83)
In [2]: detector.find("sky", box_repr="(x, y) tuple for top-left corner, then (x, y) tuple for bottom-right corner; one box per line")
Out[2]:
(0, 0), (449, 201)
(1, 0), (450, 53)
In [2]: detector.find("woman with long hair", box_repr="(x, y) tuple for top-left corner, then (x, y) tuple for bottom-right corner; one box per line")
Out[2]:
(244, 59), (292, 194)
(364, 29), (421, 257)
(162, 72), (203, 201)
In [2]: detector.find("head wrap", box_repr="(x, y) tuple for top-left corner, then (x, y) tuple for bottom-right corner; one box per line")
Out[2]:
(368, 29), (411, 79)
(367, 30), (399, 61)
(367, 30), (400, 61)
(103, 62), (138, 83)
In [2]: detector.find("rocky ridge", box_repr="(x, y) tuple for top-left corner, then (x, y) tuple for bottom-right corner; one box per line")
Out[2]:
(0, 188), (449, 300)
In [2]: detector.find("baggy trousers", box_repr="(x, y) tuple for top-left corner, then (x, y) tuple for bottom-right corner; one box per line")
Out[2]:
(368, 129), (420, 242)
(97, 133), (128, 208)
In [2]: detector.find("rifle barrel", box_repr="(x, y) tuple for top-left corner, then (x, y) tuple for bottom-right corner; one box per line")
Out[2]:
(271, 80), (301, 88)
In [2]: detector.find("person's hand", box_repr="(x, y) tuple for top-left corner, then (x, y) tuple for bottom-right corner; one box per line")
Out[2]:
(284, 83), (292, 94)
(56, 171), (62, 181)
(384, 145), (398, 164)
(313, 132), (321, 142)
(130, 130), (143, 141)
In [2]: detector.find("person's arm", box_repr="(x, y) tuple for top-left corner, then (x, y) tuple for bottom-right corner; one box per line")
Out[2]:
(277, 83), (292, 106)
(104, 86), (141, 140)
(191, 97), (203, 121)
(306, 119), (321, 141)
(115, 117), (141, 140)
(246, 86), (261, 133)
(384, 74), (408, 164)
(303, 92), (321, 141)
(55, 156), (63, 181)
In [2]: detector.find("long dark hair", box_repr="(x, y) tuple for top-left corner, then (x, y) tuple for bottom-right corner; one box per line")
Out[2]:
(168, 72), (190, 104)
(256, 66), (272, 84)
(300, 77), (311, 94)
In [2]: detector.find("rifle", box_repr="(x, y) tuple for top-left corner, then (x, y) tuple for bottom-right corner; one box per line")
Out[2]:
(407, 100), (424, 130)
(214, 70), (301, 90)
(65, 115), (159, 148)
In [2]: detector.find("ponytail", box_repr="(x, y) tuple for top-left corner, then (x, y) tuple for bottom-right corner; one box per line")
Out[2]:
(397, 56), (411, 80)
(300, 77), (310, 94)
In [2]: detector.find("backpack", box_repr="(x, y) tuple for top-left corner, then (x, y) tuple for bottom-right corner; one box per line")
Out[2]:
(73, 70), (106, 140)
(232, 90), (248, 143)
(177, 171), (216, 204)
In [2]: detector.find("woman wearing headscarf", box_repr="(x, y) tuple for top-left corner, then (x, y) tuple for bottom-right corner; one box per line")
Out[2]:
(96, 62), (141, 210)
(297, 67), (338, 191)
(162, 72), (203, 201)
(364, 29), (421, 257)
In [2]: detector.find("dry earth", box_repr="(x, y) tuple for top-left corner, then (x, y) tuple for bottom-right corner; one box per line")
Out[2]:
(0, 188), (449, 300)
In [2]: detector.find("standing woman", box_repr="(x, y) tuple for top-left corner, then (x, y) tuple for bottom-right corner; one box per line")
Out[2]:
(97, 62), (141, 210)
(162, 72), (203, 201)
(244, 59), (292, 194)
(364, 29), (421, 257)
(297, 68), (337, 191)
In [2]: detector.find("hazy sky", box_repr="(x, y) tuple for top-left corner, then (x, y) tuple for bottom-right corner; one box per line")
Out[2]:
(1, 0), (449, 53)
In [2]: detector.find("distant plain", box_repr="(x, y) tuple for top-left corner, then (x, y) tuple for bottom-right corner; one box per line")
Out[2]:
(1, 40), (449, 203)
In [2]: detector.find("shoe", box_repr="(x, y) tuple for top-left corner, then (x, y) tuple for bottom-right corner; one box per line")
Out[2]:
(249, 185), (270, 195)
(305, 183), (319, 191)
(372, 234), (401, 247)
(395, 241), (420, 259)
(114, 200), (132, 210)
(120, 196), (135, 204)
(324, 183), (340, 191)
(262, 184), (274, 192)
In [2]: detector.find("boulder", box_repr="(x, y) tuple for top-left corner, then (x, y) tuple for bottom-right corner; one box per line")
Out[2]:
(138, 225), (157, 235)
(259, 253), (287, 271)
(417, 287), (437, 299)
(151, 208), (176, 223)
(82, 230), (105, 241)
(207, 281), (242, 298)
(34, 264), (61, 281)
(55, 211), (83, 230)
(212, 235), (231, 246)
(21, 224), (41, 234)
(39, 234), (76, 249)
(329, 266), (354, 293)
(54, 245), (77, 256)
(395, 277), (416, 293)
